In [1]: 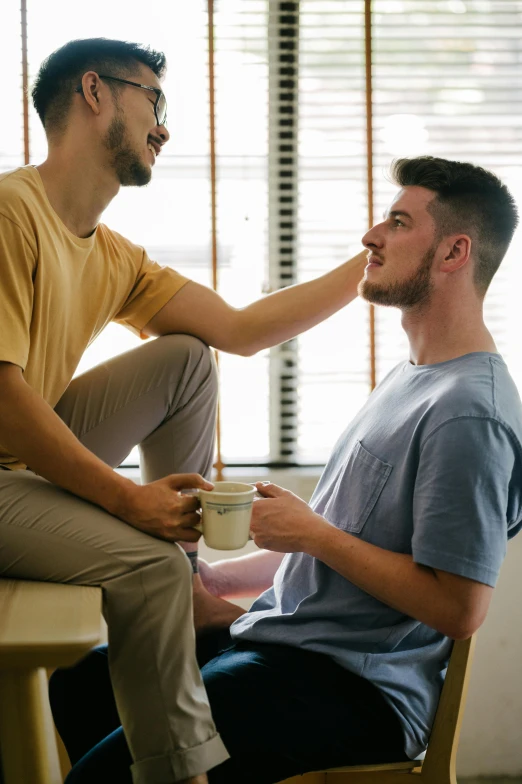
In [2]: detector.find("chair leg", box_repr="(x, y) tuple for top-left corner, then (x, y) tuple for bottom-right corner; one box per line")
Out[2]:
(46, 669), (71, 781)
(53, 728), (71, 782)
(0, 668), (62, 784)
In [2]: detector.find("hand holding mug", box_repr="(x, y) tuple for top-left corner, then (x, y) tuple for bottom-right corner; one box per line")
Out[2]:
(188, 482), (256, 550)
(250, 482), (328, 553)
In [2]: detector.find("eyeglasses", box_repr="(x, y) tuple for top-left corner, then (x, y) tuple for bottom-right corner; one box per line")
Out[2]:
(75, 74), (167, 127)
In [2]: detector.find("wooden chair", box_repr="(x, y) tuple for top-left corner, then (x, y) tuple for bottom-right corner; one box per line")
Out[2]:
(279, 634), (476, 784)
(0, 579), (103, 784)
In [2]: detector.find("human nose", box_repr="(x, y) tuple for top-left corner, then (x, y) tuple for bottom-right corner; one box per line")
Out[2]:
(157, 124), (170, 144)
(361, 223), (383, 250)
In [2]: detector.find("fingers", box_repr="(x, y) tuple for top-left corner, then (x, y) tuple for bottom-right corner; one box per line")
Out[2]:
(168, 513), (202, 542)
(175, 526), (201, 543)
(169, 473), (214, 491)
(254, 481), (285, 498)
(178, 495), (200, 513)
(180, 510), (202, 526)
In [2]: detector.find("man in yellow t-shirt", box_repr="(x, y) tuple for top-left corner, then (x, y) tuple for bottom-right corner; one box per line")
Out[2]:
(0, 38), (366, 784)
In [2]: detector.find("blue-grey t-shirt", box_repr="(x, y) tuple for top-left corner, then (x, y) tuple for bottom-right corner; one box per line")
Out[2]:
(231, 352), (522, 758)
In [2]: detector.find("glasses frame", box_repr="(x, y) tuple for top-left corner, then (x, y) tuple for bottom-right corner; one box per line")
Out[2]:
(75, 74), (167, 127)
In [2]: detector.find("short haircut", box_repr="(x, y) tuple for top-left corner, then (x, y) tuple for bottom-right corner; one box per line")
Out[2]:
(32, 38), (167, 138)
(391, 156), (519, 295)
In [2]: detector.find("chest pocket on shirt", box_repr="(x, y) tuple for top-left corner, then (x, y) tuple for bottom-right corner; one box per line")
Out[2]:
(323, 440), (392, 534)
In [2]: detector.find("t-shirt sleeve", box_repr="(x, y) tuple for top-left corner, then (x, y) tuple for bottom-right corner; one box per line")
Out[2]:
(113, 249), (190, 338)
(0, 214), (36, 370)
(412, 416), (522, 587)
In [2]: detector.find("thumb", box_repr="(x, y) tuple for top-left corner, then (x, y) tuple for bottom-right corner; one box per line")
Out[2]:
(169, 473), (214, 492)
(255, 481), (286, 498)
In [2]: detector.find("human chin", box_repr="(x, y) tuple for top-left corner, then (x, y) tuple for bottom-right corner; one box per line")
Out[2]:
(114, 149), (152, 187)
(357, 269), (391, 305)
(358, 278), (396, 306)
(359, 274), (433, 309)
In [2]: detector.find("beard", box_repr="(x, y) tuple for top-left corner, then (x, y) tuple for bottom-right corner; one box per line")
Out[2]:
(103, 114), (151, 187)
(358, 244), (436, 309)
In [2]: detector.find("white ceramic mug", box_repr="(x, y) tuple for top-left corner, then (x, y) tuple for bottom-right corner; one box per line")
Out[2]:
(193, 481), (256, 550)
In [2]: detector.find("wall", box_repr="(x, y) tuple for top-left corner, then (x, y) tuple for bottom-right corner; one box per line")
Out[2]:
(202, 469), (522, 777)
(457, 532), (522, 777)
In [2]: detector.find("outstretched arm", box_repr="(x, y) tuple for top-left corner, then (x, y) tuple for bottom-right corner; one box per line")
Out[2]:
(143, 251), (367, 355)
(198, 549), (285, 600)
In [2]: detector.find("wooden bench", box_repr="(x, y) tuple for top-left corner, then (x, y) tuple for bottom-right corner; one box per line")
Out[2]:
(0, 579), (103, 784)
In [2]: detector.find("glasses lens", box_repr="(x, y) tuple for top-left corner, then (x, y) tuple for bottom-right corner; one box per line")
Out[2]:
(157, 93), (167, 126)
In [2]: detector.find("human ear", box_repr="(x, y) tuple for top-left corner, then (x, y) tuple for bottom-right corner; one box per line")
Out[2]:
(77, 71), (102, 116)
(441, 235), (471, 274)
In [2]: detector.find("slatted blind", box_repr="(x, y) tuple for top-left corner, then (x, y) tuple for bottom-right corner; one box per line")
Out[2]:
(371, 0), (522, 386)
(2, 0), (522, 469)
(267, 1), (300, 463)
(0, 2), (24, 172)
(211, 0), (271, 463)
(296, 1), (370, 463)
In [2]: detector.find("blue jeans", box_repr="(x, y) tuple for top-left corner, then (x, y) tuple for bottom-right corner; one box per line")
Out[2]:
(49, 629), (409, 784)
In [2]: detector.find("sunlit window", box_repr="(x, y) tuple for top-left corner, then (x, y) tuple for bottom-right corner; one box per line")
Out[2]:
(2, 0), (521, 468)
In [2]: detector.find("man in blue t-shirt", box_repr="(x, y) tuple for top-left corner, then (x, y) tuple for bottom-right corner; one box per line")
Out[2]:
(50, 156), (522, 784)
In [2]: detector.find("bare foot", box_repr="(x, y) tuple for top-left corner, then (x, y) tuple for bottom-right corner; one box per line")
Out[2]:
(193, 574), (245, 634)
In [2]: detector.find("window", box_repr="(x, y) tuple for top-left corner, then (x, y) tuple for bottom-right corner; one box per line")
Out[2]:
(2, 0), (521, 469)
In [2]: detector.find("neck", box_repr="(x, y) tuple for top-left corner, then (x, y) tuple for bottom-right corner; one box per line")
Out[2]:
(36, 143), (119, 238)
(401, 291), (497, 366)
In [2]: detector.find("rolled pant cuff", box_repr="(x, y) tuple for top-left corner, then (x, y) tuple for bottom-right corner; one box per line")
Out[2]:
(131, 732), (230, 783)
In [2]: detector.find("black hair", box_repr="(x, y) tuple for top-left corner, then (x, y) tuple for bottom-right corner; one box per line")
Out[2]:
(32, 38), (167, 137)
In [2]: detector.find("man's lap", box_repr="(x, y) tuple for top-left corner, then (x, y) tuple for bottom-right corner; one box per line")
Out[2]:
(203, 636), (408, 781)
(51, 629), (408, 784)
(0, 468), (170, 584)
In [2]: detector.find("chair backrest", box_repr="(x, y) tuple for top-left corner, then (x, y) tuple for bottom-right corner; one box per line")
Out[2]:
(276, 635), (478, 784)
(420, 634), (476, 780)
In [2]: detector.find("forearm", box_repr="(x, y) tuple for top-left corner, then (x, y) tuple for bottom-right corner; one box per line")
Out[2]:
(200, 550), (285, 599)
(237, 250), (366, 354)
(306, 521), (471, 639)
(0, 368), (135, 515)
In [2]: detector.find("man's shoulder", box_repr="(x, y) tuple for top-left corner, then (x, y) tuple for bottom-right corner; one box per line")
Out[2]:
(376, 353), (522, 451)
(0, 166), (26, 188)
(441, 353), (518, 410)
(417, 353), (516, 407)
(420, 354), (522, 445)
(97, 223), (145, 264)
(0, 165), (38, 200)
(0, 166), (42, 230)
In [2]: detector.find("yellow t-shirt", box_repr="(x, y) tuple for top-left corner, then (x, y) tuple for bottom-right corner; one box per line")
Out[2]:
(0, 166), (189, 469)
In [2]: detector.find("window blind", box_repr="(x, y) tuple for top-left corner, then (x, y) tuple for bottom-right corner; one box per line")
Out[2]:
(211, 0), (271, 463)
(3, 0), (522, 470)
(267, 1), (300, 464)
(296, 1), (370, 463)
(371, 0), (522, 386)
(0, 2), (24, 173)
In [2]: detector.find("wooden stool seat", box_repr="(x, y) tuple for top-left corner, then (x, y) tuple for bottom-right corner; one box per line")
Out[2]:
(0, 579), (102, 784)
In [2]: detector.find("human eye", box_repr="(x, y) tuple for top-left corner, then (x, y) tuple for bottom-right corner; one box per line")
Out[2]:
(392, 216), (405, 227)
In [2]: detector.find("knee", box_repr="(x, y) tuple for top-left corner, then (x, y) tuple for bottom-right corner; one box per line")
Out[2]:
(133, 536), (193, 583)
(155, 334), (217, 393)
(156, 334), (214, 368)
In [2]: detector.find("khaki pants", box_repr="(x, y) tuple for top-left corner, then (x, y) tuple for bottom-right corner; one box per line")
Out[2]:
(0, 335), (229, 783)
